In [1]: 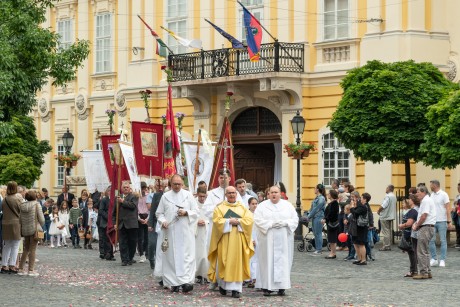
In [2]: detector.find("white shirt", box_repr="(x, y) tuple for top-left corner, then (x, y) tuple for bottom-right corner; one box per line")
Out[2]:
(430, 189), (449, 222)
(418, 195), (437, 225)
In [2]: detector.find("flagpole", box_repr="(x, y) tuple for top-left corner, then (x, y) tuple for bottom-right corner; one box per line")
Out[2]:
(193, 129), (202, 191)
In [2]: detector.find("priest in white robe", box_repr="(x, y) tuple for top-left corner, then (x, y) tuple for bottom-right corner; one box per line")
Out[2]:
(254, 185), (298, 296)
(156, 174), (198, 293)
(194, 187), (209, 283)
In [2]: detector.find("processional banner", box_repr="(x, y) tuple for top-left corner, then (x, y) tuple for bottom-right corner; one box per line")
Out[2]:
(100, 135), (130, 185)
(81, 150), (110, 193)
(131, 121), (164, 178)
(118, 141), (142, 192)
(183, 141), (216, 193)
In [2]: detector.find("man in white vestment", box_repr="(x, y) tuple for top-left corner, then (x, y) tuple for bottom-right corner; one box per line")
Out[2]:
(254, 185), (298, 296)
(156, 174), (198, 293)
(204, 169), (242, 290)
(194, 187), (209, 283)
(235, 179), (251, 208)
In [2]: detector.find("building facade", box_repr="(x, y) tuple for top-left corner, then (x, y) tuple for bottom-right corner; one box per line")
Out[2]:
(36, 0), (460, 206)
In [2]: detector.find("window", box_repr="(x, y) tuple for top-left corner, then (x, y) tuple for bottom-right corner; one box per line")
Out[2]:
(96, 14), (112, 73)
(57, 144), (65, 186)
(166, 0), (187, 54)
(322, 132), (349, 186)
(324, 0), (349, 40)
(57, 19), (72, 49)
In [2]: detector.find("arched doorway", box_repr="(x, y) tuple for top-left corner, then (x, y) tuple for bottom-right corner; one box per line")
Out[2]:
(231, 107), (282, 193)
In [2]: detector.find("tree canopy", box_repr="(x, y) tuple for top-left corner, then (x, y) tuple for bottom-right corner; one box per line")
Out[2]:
(328, 60), (456, 164)
(0, 154), (41, 188)
(421, 90), (460, 169)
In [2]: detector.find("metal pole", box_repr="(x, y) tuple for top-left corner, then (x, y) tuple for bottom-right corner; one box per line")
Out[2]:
(295, 135), (303, 241)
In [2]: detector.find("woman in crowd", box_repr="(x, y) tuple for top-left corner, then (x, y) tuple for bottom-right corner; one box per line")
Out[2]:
(323, 189), (339, 259)
(257, 192), (265, 203)
(398, 194), (419, 277)
(308, 184), (326, 255)
(18, 190), (45, 276)
(78, 190), (89, 209)
(1, 181), (22, 274)
(350, 191), (369, 265)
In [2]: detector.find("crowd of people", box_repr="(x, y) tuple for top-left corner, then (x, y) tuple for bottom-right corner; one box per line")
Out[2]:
(0, 174), (459, 291)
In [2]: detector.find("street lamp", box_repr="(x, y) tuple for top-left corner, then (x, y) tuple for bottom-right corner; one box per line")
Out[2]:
(291, 110), (305, 241)
(62, 128), (74, 176)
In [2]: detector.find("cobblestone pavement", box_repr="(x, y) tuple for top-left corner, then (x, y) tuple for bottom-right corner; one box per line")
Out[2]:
(1, 241), (459, 307)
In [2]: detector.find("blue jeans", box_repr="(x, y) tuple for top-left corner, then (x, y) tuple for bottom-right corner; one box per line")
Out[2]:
(429, 221), (447, 261)
(44, 220), (51, 242)
(312, 218), (323, 252)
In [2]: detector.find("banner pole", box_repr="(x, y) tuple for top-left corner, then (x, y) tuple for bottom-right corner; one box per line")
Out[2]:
(192, 129), (202, 191)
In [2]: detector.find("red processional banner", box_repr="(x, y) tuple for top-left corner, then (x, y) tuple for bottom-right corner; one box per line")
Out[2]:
(131, 121), (164, 178)
(209, 117), (235, 189)
(100, 135), (130, 185)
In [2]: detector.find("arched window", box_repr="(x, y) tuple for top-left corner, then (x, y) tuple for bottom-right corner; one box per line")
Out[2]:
(322, 132), (350, 186)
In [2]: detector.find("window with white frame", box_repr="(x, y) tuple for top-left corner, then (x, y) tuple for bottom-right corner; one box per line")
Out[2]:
(239, 0), (263, 42)
(166, 0), (187, 54)
(57, 144), (65, 186)
(324, 0), (349, 40)
(322, 132), (350, 186)
(57, 19), (73, 50)
(96, 13), (112, 73)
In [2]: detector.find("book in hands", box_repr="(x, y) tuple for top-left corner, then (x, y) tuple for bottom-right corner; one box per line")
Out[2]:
(223, 209), (241, 219)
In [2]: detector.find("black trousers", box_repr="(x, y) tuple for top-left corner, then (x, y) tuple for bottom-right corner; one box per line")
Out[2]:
(147, 230), (158, 270)
(137, 223), (148, 256)
(98, 226), (113, 258)
(119, 227), (138, 263)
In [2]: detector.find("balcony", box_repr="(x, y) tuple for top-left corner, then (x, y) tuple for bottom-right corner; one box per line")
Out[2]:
(168, 42), (304, 82)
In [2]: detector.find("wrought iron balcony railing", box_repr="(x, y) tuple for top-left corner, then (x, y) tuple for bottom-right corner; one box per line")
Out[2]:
(168, 42), (304, 82)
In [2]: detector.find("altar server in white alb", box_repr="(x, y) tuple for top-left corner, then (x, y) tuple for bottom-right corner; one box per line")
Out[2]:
(194, 186), (209, 284)
(254, 185), (298, 296)
(156, 174), (198, 293)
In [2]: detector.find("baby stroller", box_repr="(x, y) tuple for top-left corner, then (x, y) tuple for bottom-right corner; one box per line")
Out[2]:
(297, 213), (330, 252)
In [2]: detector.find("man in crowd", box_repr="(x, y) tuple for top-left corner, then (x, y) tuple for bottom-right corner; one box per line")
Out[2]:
(235, 179), (251, 208)
(156, 174), (197, 293)
(208, 186), (254, 299)
(57, 185), (75, 208)
(429, 179), (451, 267)
(97, 186), (114, 261)
(114, 182), (139, 266)
(412, 185), (437, 279)
(41, 188), (50, 201)
(377, 184), (396, 251)
(137, 182), (149, 263)
(254, 185), (298, 296)
(148, 179), (167, 275)
(195, 186), (209, 284)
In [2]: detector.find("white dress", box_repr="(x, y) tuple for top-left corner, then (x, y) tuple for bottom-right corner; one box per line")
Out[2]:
(254, 199), (298, 291)
(59, 211), (70, 238)
(194, 199), (209, 277)
(156, 189), (198, 287)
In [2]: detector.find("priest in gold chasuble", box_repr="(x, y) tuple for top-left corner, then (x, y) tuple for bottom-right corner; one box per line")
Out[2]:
(208, 186), (254, 298)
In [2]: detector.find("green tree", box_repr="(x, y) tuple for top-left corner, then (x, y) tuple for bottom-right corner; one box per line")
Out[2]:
(0, 154), (41, 187)
(0, 0), (90, 136)
(327, 60), (456, 194)
(421, 90), (460, 169)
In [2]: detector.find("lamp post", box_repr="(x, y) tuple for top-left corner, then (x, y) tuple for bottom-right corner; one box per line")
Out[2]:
(62, 128), (74, 180)
(291, 110), (305, 241)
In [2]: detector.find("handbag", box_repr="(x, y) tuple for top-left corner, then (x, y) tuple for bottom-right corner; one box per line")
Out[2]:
(357, 213), (369, 227)
(85, 228), (92, 240)
(398, 236), (413, 251)
(34, 205), (45, 241)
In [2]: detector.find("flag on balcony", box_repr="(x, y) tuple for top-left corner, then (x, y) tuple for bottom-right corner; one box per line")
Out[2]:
(208, 117), (235, 189)
(240, 2), (262, 61)
(204, 19), (244, 49)
(161, 26), (202, 49)
(137, 15), (168, 57)
(163, 84), (181, 178)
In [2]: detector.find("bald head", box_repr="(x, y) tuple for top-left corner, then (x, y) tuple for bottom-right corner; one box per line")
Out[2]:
(225, 186), (237, 203)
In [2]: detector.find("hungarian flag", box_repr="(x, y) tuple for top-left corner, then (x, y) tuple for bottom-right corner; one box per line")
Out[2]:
(240, 3), (262, 61)
(163, 84), (180, 178)
(137, 15), (168, 57)
(209, 117), (235, 189)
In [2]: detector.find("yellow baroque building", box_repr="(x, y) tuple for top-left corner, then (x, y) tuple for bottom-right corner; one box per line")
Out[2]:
(35, 0), (460, 208)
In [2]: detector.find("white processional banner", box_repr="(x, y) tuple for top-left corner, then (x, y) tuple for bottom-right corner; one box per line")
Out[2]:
(183, 141), (215, 193)
(82, 150), (111, 193)
(119, 141), (142, 192)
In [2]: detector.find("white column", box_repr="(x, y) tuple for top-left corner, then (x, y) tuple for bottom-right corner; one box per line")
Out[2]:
(431, 1), (447, 33)
(407, 0), (426, 32)
(366, 0), (382, 35)
(384, 0), (402, 32)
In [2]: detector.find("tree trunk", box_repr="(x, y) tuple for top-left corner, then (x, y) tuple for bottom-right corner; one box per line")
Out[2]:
(404, 157), (411, 197)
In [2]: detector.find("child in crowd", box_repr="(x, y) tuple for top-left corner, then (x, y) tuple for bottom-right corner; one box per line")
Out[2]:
(338, 187), (349, 203)
(69, 198), (83, 249)
(343, 204), (355, 260)
(82, 198), (95, 249)
(248, 197), (258, 288)
(59, 201), (70, 247)
(42, 199), (53, 245)
(90, 204), (99, 242)
(49, 205), (63, 248)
